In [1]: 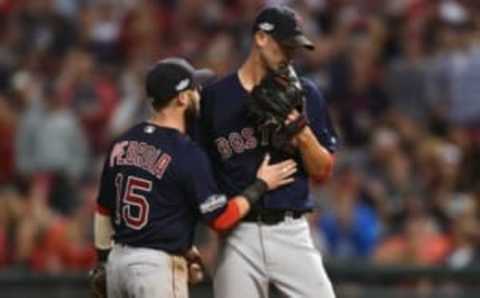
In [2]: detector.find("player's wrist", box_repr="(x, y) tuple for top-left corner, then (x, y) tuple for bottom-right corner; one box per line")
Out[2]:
(96, 248), (111, 264)
(241, 178), (268, 206)
(295, 125), (313, 143)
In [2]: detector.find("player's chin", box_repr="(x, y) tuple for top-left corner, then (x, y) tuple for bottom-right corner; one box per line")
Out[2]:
(272, 60), (288, 71)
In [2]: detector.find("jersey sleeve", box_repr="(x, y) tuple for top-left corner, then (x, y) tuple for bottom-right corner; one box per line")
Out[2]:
(96, 151), (115, 215)
(302, 79), (339, 153)
(180, 143), (228, 223)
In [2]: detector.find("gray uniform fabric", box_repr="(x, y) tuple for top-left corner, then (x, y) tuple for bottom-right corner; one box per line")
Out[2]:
(214, 216), (335, 298)
(106, 244), (188, 298)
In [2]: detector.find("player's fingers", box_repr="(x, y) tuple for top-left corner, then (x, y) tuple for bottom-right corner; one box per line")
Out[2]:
(290, 138), (298, 147)
(185, 246), (200, 261)
(272, 160), (296, 170)
(277, 162), (297, 174)
(277, 169), (296, 181)
(285, 161), (297, 170)
(285, 110), (300, 125)
(281, 166), (297, 177)
(277, 177), (295, 186)
(273, 159), (296, 167)
(261, 154), (271, 167)
(188, 263), (204, 285)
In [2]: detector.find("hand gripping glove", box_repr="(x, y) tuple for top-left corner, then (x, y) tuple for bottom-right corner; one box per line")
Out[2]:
(248, 64), (308, 154)
(89, 264), (107, 298)
(89, 249), (109, 298)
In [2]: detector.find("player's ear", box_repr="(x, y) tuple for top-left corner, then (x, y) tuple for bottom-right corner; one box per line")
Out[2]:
(255, 31), (269, 48)
(177, 91), (189, 107)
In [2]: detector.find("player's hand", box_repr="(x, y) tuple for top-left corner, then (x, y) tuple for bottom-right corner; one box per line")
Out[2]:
(89, 263), (107, 298)
(285, 109), (301, 125)
(257, 154), (297, 190)
(184, 246), (205, 285)
(285, 109), (308, 141)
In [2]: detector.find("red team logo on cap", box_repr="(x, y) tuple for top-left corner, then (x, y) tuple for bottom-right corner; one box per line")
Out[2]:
(294, 13), (304, 30)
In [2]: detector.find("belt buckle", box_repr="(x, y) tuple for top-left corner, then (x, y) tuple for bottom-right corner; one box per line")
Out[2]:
(258, 212), (277, 225)
(256, 213), (263, 223)
(284, 211), (294, 223)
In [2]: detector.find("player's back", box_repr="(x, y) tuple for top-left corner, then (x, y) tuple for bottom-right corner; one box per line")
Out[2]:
(97, 122), (200, 255)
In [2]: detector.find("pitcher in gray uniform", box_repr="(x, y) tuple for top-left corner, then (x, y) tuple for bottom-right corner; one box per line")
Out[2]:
(199, 6), (337, 298)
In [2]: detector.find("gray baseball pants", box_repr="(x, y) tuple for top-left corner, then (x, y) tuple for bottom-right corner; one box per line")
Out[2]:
(214, 216), (335, 298)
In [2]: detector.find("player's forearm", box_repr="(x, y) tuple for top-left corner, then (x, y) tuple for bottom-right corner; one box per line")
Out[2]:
(94, 211), (114, 262)
(210, 197), (250, 232)
(210, 179), (267, 232)
(296, 127), (334, 182)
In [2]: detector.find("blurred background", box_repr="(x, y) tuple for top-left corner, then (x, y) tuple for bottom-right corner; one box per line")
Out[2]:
(0, 0), (479, 297)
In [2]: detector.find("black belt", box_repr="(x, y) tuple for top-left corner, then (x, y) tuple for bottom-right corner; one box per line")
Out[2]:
(243, 209), (309, 225)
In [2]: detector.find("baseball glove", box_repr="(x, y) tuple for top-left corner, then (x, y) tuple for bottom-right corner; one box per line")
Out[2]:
(89, 263), (107, 298)
(248, 64), (308, 154)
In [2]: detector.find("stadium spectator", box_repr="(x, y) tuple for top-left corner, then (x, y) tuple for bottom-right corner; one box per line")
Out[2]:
(374, 206), (451, 265)
(15, 80), (89, 215)
(316, 160), (379, 259)
(57, 48), (118, 154)
(445, 194), (480, 268)
(0, 0), (478, 274)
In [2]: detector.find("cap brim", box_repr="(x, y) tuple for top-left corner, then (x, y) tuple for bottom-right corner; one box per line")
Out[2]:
(193, 68), (216, 87)
(280, 34), (315, 50)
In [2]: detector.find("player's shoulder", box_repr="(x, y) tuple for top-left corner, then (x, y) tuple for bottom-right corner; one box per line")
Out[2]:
(200, 72), (239, 120)
(300, 77), (327, 106)
(175, 137), (211, 173)
(201, 73), (238, 101)
(300, 77), (323, 97)
(179, 138), (207, 159)
(202, 72), (237, 93)
(114, 122), (149, 141)
(111, 122), (186, 151)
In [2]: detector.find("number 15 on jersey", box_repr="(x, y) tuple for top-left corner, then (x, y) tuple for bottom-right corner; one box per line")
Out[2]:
(114, 174), (152, 230)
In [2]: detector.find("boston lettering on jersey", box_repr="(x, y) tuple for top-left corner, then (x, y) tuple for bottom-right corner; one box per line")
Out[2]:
(214, 127), (257, 160)
(199, 73), (337, 211)
(110, 140), (172, 179)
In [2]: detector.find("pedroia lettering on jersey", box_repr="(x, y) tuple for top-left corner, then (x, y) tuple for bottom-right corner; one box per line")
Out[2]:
(110, 141), (172, 179)
(214, 127), (257, 160)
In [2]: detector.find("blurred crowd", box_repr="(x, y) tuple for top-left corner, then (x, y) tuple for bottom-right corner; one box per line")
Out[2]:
(0, 0), (479, 274)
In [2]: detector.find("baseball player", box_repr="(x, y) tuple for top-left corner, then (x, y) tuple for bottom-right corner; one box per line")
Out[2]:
(198, 6), (337, 298)
(90, 58), (298, 298)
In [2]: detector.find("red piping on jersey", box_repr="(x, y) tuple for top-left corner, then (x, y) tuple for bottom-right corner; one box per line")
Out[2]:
(311, 154), (335, 184)
(210, 200), (241, 232)
(96, 203), (111, 215)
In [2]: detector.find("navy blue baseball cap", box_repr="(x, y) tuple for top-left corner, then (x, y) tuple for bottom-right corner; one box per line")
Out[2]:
(253, 6), (315, 50)
(146, 57), (214, 109)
